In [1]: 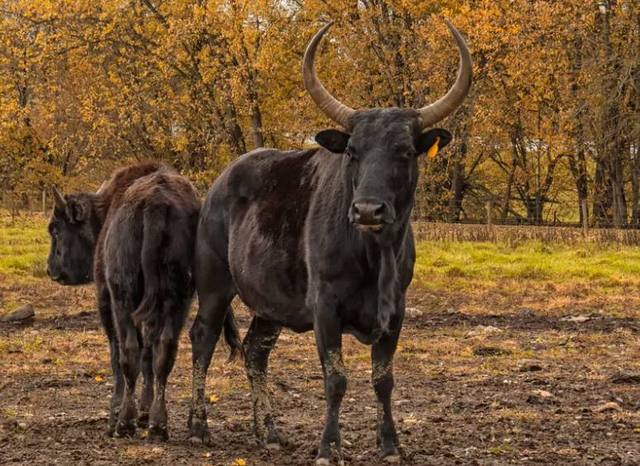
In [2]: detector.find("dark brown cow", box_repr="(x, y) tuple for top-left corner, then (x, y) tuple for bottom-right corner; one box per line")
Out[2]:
(47, 162), (240, 441)
(188, 20), (472, 464)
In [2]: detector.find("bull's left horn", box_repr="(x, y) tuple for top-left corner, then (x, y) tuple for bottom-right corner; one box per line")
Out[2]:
(52, 186), (67, 210)
(417, 20), (473, 128)
(302, 22), (356, 128)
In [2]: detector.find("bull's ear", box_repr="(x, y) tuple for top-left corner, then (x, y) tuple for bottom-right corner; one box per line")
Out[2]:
(416, 129), (452, 158)
(315, 129), (350, 154)
(66, 198), (87, 223)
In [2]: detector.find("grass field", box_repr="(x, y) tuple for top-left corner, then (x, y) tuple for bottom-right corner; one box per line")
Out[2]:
(1, 214), (640, 464)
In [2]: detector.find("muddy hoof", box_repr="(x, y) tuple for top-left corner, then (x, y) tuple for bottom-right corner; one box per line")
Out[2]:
(381, 444), (400, 461)
(315, 459), (345, 466)
(263, 428), (287, 450)
(187, 426), (211, 446)
(148, 425), (168, 442)
(188, 433), (211, 446)
(137, 413), (149, 428)
(114, 421), (136, 438)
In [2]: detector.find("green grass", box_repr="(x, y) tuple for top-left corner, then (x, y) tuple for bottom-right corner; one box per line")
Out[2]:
(0, 213), (50, 279)
(2, 212), (640, 293)
(413, 240), (640, 290)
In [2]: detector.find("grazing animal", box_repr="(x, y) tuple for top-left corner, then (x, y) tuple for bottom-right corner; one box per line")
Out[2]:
(47, 162), (238, 440)
(188, 20), (472, 463)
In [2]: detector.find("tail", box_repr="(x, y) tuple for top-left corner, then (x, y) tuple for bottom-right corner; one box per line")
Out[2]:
(131, 205), (167, 343)
(223, 307), (243, 362)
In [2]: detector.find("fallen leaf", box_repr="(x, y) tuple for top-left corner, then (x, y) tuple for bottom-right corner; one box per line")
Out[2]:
(208, 394), (220, 404)
(231, 459), (247, 466)
(593, 402), (622, 413)
(94, 375), (104, 383)
(561, 315), (591, 323)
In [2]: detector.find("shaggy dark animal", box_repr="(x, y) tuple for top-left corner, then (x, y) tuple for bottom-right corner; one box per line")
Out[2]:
(47, 162), (239, 441)
(188, 21), (472, 464)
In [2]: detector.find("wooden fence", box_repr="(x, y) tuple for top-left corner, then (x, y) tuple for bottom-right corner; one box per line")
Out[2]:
(413, 222), (640, 245)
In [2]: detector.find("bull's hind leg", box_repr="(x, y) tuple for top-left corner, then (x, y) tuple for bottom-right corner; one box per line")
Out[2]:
(147, 314), (180, 442)
(243, 316), (283, 449)
(112, 296), (141, 438)
(371, 325), (401, 461)
(188, 297), (234, 444)
(147, 277), (191, 442)
(137, 346), (154, 428)
(188, 242), (235, 444)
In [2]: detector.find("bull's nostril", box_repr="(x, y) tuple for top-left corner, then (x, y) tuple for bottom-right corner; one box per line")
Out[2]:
(352, 201), (386, 225)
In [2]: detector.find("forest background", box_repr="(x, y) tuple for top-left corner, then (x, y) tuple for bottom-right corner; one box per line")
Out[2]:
(0, 0), (638, 226)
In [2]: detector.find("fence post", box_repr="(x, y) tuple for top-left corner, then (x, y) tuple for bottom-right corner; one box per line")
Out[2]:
(42, 190), (47, 215)
(581, 199), (588, 236)
(486, 201), (493, 227)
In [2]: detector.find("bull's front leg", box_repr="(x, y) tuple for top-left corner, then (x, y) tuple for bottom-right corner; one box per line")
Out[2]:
(371, 321), (402, 461)
(314, 297), (347, 466)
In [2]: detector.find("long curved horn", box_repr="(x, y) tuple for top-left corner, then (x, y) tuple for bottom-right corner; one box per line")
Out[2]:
(418, 20), (473, 128)
(96, 181), (107, 195)
(52, 186), (67, 210)
(302, 22), (355, 128)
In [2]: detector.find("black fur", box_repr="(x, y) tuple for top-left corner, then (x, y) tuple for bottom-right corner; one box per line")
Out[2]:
(47, 162), (204, 440)
(188, 108), (453, 461)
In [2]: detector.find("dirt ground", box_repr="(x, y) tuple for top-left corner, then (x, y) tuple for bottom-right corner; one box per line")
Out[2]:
(1, 279), (640, 465)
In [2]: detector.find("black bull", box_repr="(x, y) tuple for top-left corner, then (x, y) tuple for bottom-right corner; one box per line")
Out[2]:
(188, 21), (472, 463)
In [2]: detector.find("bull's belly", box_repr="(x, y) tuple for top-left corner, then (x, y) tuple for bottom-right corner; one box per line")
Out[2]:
(231, 263), (314, 332)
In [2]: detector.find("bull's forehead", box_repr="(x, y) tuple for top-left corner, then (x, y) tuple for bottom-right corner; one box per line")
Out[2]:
(350, 108), (420, 149)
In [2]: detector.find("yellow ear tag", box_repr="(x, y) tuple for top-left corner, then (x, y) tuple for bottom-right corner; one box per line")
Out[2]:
(427, 137), (440, 159)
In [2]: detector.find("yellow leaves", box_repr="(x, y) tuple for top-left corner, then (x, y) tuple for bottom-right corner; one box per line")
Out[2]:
(231, 459), (247, 466)
(207, 394), (220, 404)
(94, 375), (104, 382)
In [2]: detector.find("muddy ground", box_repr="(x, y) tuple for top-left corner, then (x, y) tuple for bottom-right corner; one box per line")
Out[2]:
(1, 280), (640, 465)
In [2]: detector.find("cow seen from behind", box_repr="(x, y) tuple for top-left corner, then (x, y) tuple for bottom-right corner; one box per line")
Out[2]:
(188, 20), (472, 463)
(47, 162), (237, 441)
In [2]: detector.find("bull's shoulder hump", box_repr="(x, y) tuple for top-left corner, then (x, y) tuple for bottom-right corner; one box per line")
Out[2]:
(224, 148), (320, 201)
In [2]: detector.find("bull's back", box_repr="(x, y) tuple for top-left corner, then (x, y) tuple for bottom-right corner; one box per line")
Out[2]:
(103, 169), (200, 299)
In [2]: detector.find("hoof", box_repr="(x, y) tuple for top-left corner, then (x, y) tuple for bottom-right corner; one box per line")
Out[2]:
(188, 434), (211, 446)
(262, 427), (286, 451)
(114, 421), (136, 438)
(188, 428), (211, 446)
(148, 425), (169, 442)
(315, 459), (344, 466)
(384, 454), (401, 463)
(137, 413), (149, 428)
(266, 442), (281, 451)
